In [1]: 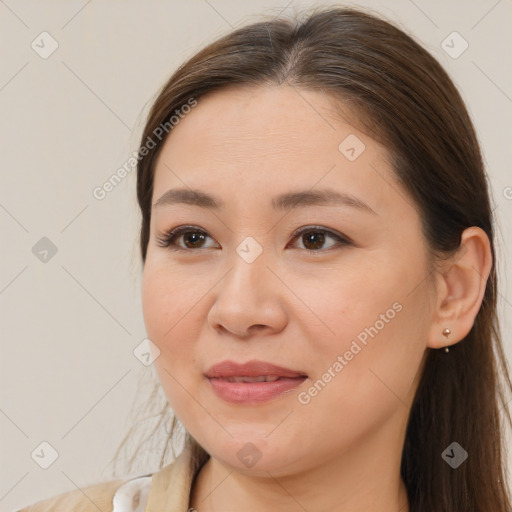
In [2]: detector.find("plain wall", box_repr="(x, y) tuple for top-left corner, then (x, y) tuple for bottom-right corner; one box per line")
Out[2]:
(1, 1), (511, 510)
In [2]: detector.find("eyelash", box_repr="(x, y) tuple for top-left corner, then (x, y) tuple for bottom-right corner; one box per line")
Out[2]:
(155, 225), (351, 254)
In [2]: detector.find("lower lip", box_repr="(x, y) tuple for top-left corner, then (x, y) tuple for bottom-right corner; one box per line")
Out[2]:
(207, 376), (307, 404)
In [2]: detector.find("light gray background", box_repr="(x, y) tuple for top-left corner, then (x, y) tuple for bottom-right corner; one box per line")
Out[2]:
(1, 1), (511, 510)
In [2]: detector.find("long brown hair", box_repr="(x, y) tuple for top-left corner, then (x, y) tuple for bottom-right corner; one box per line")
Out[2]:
(110, 6), (512, 510)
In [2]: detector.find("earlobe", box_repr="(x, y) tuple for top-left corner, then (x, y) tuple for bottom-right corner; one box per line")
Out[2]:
(427, 227), (492, 350)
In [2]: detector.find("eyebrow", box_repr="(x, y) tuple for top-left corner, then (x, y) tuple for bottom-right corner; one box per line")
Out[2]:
(153, 187), (376, 214)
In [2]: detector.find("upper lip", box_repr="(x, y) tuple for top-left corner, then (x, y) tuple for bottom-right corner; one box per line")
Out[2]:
(205, 360), (307, 379)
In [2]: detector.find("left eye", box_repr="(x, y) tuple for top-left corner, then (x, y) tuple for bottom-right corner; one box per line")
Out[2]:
(155, 225), (350, 252)
(288, 226), (350, 252)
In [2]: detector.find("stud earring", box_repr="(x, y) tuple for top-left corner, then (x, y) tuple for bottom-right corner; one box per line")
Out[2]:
(442, 328), (451, 353)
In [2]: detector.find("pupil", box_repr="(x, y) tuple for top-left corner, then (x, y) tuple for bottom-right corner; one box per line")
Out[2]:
(304, 232), (324, 250)
(185, 232), (205, 248)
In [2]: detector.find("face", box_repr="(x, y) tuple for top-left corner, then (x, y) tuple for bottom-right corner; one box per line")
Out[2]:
(142, 85), (433, 477)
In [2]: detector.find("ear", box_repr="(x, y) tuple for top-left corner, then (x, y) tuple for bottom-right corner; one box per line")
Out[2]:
(427, 226), (493, 350)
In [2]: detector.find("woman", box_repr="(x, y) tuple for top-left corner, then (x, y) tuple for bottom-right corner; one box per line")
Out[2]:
(19, 6), (512, 512)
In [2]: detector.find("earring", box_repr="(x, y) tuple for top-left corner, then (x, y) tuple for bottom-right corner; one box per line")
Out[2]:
(442, 328), (451, 353)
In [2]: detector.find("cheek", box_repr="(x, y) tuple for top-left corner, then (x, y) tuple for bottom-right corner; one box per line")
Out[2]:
(141, 262), (203, 366)
(295, 250), (429, 392)
(290, 254), (408, 349)
(142, 261), (199, 336)
(294, 296), (426, 453)
(142, 262), (203, 411)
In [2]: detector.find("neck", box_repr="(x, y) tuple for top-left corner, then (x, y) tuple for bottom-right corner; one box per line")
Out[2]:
(190, 424), (410, 512)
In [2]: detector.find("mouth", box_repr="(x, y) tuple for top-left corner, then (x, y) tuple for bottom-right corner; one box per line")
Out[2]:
(221, 375), (283, 382)
(205, 360), (308, 404)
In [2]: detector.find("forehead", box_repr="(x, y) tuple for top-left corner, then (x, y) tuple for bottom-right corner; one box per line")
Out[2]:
(152, 85), (399, 215)
(157, 85), (364, 159)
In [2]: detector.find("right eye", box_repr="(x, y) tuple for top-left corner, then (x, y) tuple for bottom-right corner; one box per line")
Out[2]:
(155, 225), (220, 251)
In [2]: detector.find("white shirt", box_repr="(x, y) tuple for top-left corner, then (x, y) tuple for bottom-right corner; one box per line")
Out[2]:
(111, 476), (152, 512)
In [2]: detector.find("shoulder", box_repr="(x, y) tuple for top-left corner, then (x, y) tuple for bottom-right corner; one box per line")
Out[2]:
(16, 441), (207, 512)
(16, 475), (152, 512)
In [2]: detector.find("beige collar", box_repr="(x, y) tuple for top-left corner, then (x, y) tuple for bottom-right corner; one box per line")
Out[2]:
(145, 442), (206, 511)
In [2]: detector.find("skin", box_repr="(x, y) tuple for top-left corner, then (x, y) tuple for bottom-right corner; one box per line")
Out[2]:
(141, 85), (492, 512)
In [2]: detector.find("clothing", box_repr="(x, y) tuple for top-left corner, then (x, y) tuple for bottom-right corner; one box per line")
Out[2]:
(16, 442), (207, 512)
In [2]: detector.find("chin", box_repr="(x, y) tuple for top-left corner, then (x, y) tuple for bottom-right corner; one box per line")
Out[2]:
(199, 433), (304, 474)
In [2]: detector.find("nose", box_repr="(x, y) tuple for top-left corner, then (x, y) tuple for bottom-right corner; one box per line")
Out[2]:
(207, 249), (288, 339)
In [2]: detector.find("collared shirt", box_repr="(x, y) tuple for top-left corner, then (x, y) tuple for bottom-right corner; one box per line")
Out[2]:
(17, 443), (208, 512)
(112, 444), (198, 512)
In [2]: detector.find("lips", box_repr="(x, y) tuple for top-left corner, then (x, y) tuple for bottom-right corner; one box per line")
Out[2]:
(205, 360), (307, 379)
(205, 360), (308, 404)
